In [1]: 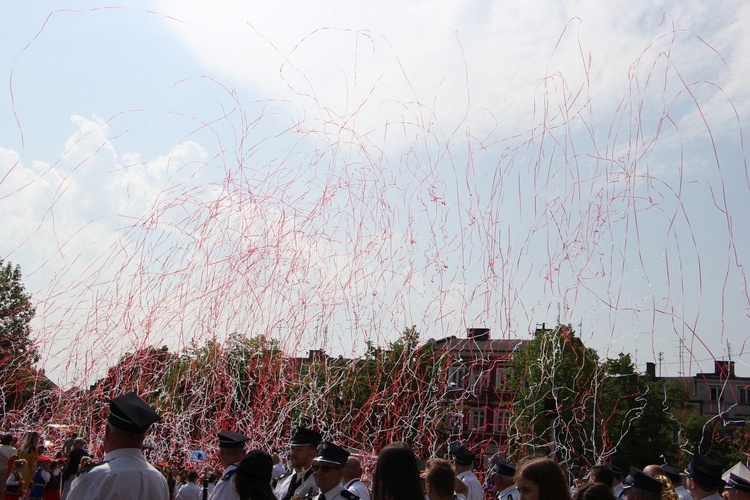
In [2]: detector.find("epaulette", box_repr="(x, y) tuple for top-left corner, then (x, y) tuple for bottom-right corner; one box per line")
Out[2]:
(278, 471), (293, 481)
(221, 469), (236, 481)
(341, 490), (360, 500)
(77, 461), (108, 475)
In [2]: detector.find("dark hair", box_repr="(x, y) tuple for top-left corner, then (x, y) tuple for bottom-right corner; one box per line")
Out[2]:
(372, 442), (424, 500)
(425, 458), (455, 498)
(187, 471), (199, 482)
(1, 434), (12, 445)
(576, 483), (616, 500)
(234, 450), (276, 500)
(516, 457), (572, 500)
(590, 465), (615, 489)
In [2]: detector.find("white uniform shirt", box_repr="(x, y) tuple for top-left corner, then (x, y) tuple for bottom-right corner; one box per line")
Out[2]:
(177, 482), (203, 500)
(344, 478), (370, 500)
(674, 485), (691, 500)
(67, 447), (169, 500)
(210, 464), (240, 500)
(274, 468), (318, 500)
(497, 484), (520, 500)
(614, 483), (625, 500)
(319, 483), (358, 500)
(457, 471), (483, 500)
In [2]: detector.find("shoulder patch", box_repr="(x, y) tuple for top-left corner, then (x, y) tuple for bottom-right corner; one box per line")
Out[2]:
(78, 461), (108, 475)
(341, 490), (360, 500)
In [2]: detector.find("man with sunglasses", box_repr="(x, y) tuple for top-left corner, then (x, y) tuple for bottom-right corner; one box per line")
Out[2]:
(312, 442), (358, 500)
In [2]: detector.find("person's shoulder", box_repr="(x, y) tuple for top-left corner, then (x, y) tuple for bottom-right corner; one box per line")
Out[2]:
(78, 460), (110, 476)
(341, 489), (360, 500)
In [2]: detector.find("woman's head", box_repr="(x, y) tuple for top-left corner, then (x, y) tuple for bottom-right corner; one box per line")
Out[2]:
(234, 449), (275, 500)
(22, 431), (39, 450)
(14, 459), (27, 471)
(515, 457), (571, 500)
(372, 442), (423, 500)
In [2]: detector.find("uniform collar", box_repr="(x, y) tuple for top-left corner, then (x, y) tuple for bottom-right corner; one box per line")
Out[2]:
(104, 447), (147, 461)
(321, 483), (345, 498)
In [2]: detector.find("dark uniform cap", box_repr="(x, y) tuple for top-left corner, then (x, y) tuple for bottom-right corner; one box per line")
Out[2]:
(108, 392), (161, 433)
(490, 456), (516, 477)
(217, 430), (250, 449)
(623, 467), (665, 494)
(290, 427), (322, 447)
(611, 466), (622, 480)
(726, 473), (750, 493)
(662, 465), (683, 485)
(313, 442), (350, 468)
(686, 454), (723, 490)
(449, 442), (476, 466)
(237, 449), (273, 482)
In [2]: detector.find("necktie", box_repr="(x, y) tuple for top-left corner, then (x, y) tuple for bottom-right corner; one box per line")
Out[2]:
(285, 473), (301, 500)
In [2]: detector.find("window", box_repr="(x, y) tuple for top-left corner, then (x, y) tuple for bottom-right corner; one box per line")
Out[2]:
(469, 367), (488, 392)
(710, 387), (720, 401)
(468, 408), (486, 430)
(495, 369), (507, 391)
(672, 428), (684, 446)
(494, 409), (510, 433)
(448, 366), (466, 390)
(739, 387), (749, 404)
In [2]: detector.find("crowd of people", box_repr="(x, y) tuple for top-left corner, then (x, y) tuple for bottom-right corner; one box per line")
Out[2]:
(1, 392), (749, 500)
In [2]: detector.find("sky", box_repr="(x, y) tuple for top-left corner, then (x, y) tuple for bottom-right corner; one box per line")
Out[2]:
(1, 1), (749, 388)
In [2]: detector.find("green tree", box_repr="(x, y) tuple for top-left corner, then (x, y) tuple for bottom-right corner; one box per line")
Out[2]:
(507, 324), (600, 462)
(507, 326), (680, 468)
(0, 260), (40, 412)
(599, 354), (681, 470)
(681, 413), (749, 469)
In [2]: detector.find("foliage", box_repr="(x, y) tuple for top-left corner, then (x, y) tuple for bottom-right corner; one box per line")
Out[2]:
(507, 324), (681, 469)
(286, 325), (449, 455)
(680, 413), (750, 470)
(0, 260), (42, 413)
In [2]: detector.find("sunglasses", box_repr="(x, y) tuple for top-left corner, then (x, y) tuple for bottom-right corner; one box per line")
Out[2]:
(312, 465), (341, 473)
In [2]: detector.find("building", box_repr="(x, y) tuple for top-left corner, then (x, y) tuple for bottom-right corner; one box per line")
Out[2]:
(433, 328), (527, 458)
(692, 360), (750, 421)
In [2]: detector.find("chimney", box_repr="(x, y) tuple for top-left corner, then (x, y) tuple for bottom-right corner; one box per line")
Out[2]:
(645, 362), (656, 379)
(467, 328), (490, 341)
(309, 349), (326, 362)
(714, 360), (735, 377)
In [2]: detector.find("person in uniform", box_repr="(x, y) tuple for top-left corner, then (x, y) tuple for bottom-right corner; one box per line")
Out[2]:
(449, 443), (481, 500)
(611, 467), (625, 500)
(274, 427), (321, 500)
(67, 392), (169, 500)
(209, 430), (250, 500)
(343, 456), (370, 500)
(312, 442), (357, 500)
(622, 467), (667, 500)
(489, 457), (518, 500)
(724, 471), (750, 500)
(685, 455), (723, 500)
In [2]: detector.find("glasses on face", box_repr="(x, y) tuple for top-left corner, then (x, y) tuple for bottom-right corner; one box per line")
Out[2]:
(312, 465), (341, 473)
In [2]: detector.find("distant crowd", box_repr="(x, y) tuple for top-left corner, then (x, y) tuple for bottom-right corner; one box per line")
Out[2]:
(1, 392), (749, 500)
